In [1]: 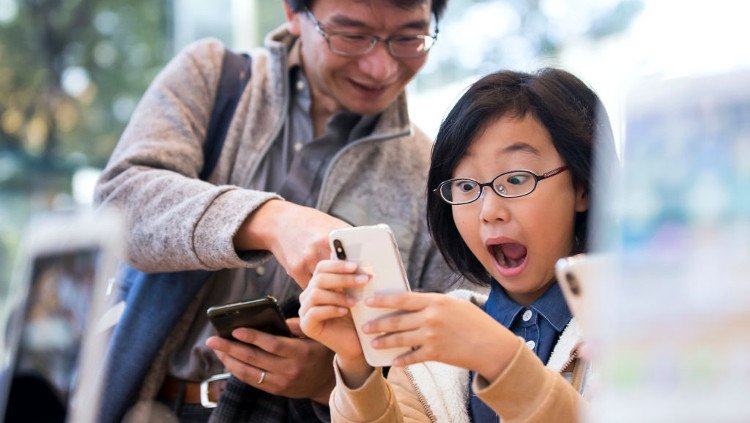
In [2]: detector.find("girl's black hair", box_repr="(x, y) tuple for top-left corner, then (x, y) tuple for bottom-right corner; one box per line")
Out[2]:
(426, 68), (616, 286)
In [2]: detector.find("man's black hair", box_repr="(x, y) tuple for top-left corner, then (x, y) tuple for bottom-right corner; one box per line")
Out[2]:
(286, 0), (448, 21)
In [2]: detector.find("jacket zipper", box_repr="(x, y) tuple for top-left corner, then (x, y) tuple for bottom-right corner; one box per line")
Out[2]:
(314, 126), (410, 210)
(404, 366), (438, 423)
(242, 51), (290, 188)
(561, 350), (578, 372)
(241, 45), (409, 207)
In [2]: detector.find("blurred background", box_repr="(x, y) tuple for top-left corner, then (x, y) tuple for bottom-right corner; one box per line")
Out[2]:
(1, 0), (750, 298)
(2, 2), (750, 421)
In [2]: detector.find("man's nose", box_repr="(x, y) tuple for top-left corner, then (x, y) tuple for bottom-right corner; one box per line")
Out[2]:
(357, 42), (398, 82)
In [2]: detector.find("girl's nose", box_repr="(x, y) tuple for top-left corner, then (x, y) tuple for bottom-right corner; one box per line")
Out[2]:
(478, 187), (511, 223)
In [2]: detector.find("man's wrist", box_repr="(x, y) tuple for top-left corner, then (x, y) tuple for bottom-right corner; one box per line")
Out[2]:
(233, 198), (286, 251)
(311, 384), (334, 405)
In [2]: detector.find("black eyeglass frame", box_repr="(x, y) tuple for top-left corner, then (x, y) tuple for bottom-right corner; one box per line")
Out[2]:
(433, 166), (569, 205)
(304, 8), (439, 58)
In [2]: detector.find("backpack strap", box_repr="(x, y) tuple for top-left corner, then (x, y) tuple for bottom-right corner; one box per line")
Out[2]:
(100, 49), (253, 423)
(199, 50), (253, 180)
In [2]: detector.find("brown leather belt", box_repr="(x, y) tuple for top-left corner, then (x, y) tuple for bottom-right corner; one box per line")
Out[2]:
(159, 373), (230, 408)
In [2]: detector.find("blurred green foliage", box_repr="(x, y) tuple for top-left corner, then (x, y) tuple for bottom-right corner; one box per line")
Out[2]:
(0, 0), (169, 177)
(0, 0), (169, 289)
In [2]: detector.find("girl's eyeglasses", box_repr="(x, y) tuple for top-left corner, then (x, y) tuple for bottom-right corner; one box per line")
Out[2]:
(434, 166), (568, 205)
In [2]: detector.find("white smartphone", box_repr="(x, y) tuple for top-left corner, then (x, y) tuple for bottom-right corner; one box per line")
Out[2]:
(328, 224), (411, 367)
(554, 253), (612, 335)
(0, 210), (123, 423)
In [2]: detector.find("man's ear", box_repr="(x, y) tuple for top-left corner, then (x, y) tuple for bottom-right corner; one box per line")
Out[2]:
(574, 184), (589, 213)
(283, 1), (302, 36)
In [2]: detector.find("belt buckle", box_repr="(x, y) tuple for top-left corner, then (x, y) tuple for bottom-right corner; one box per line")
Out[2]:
(200, 372), (231, 408)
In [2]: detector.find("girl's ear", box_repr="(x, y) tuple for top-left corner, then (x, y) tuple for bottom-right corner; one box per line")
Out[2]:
(283, 1), (302, 36)
(574, 185), (589, 213)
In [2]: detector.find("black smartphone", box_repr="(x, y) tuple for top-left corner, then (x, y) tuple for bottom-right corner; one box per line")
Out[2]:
(207, 296), (292, 339)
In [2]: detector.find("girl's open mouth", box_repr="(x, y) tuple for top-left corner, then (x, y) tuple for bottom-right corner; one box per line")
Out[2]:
(490, 243), (528, 277)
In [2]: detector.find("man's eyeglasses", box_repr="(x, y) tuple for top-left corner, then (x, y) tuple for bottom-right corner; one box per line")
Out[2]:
(434, 166), (568, 205)
(304, 9), (438, 58)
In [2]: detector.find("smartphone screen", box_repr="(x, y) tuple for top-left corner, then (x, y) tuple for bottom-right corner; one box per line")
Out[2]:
(22, 250), (98, 391)
(0, 210), (122, 423)
(3, 248), (100, 421)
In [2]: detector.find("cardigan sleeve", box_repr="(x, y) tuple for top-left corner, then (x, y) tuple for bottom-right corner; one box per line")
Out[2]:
(473, 337), (583, 422)
(94, 38), (279, 273)
(329, 358), (432, 423)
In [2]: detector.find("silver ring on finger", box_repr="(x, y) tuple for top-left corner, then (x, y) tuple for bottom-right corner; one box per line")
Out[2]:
(257, 370), (266, 385)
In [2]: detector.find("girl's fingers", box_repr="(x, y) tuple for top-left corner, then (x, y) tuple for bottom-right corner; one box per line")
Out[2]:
(303, 287), (356, 310)
(302, 305), (349, 327)
(371, 329), (443, 366)
(311, 269), (370, 290)
(299, 277), (361, 320)
(391, 346), (427, 367)
(364, 291), (436, 311)
(362, 310), (423, 334)
(370, 328), (421, 350)
(314, 259), (358, 274)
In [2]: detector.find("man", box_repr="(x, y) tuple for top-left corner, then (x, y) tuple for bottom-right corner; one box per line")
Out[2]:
(94, 0), (457, 421)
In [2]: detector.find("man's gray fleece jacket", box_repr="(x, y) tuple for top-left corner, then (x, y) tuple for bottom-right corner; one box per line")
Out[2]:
(93, 26), (459, 420)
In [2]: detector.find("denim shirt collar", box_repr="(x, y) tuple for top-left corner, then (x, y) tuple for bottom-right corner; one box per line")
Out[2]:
(485, 281), (523, 328)
(531, 282), (572, 332)
(484, 281), (572, 331)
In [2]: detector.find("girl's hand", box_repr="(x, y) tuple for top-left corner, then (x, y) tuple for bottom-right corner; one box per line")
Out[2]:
(298, 259), (368, 363)
(363, 292), (518, 381)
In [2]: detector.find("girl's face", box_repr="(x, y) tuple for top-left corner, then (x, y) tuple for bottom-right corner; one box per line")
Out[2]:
(451, 114), (588, 306)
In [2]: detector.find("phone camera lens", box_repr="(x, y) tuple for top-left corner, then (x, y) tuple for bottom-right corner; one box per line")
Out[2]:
(333, 239), (347, 260)
(565, 272), (581, 296)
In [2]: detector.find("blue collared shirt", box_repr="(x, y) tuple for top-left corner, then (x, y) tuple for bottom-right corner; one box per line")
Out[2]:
(469, 282), (572, 422)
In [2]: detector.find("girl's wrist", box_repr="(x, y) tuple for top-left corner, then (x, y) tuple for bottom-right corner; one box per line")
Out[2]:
(474, 328), (519, 382)
(335, 354), (374, 389)
(476, 359), (506, 383)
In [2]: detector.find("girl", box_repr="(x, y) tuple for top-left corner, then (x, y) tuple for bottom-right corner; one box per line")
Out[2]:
(298, 68), (616, 422)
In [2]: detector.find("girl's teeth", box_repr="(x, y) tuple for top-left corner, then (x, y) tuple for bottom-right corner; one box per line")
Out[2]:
(494, 246), (507, 267)
(493, 245), (524, 269)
